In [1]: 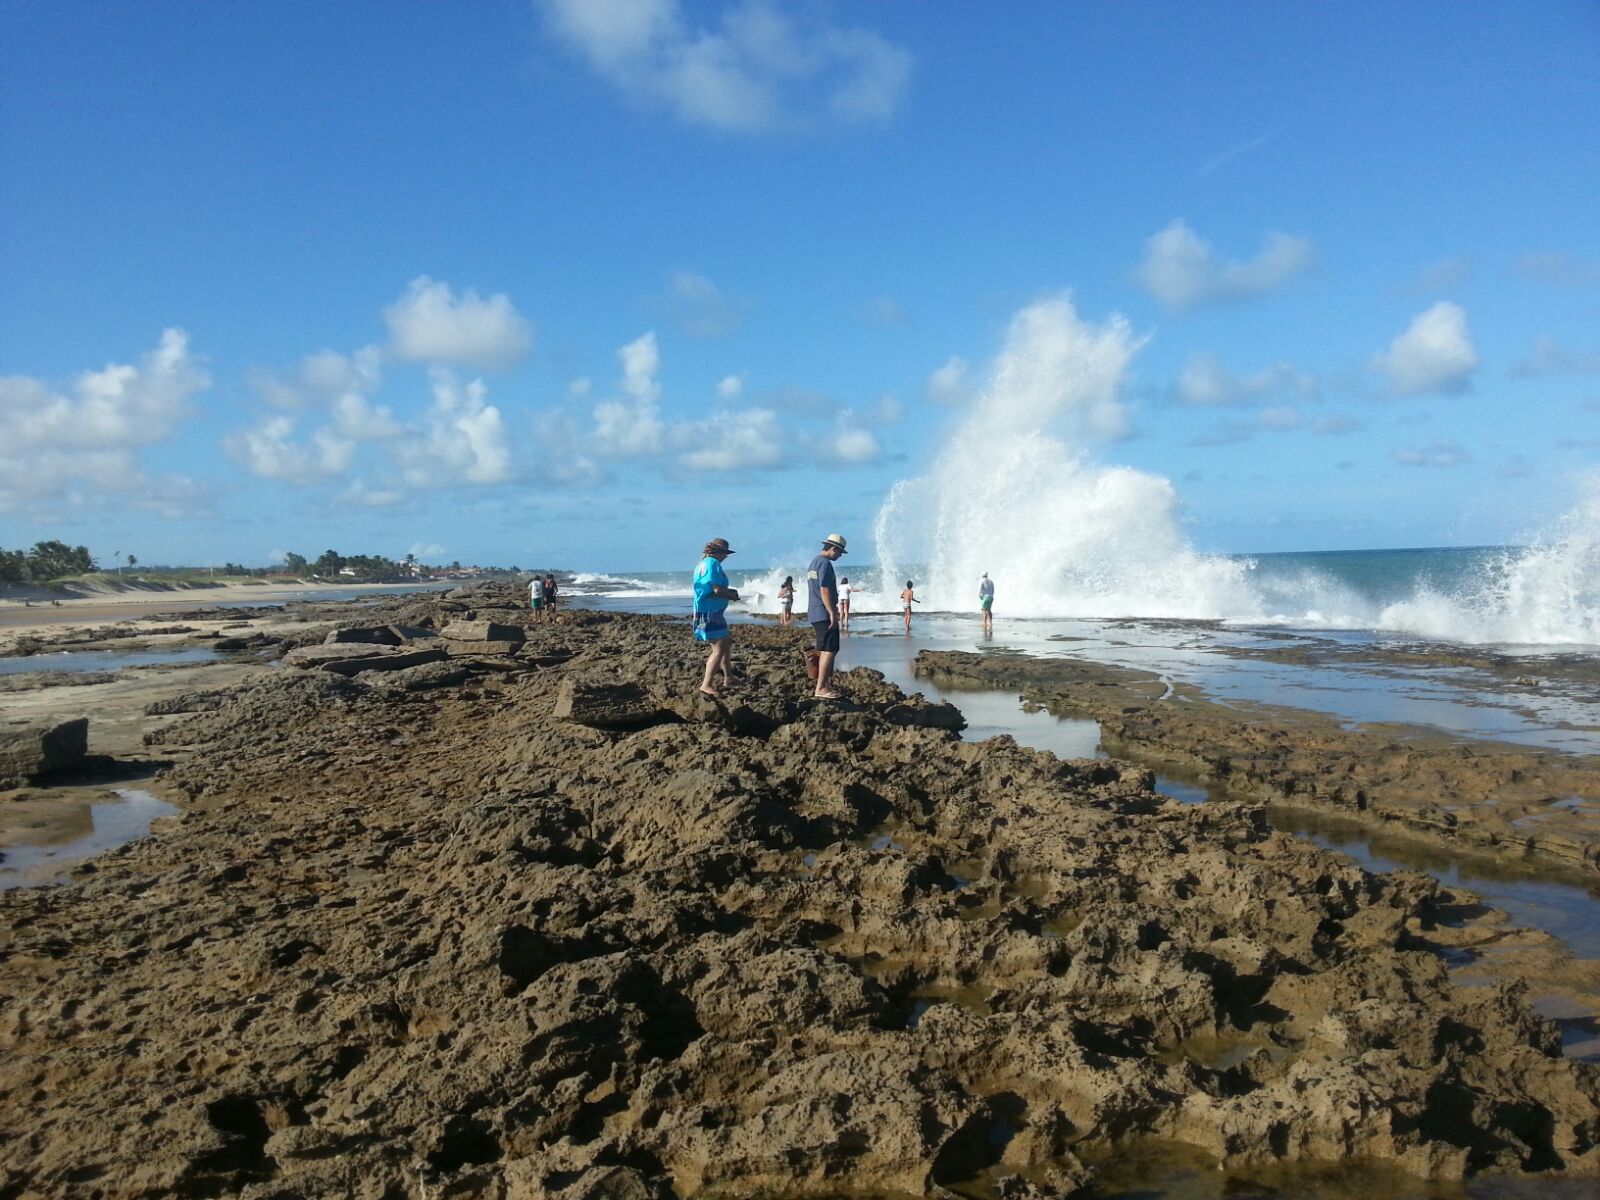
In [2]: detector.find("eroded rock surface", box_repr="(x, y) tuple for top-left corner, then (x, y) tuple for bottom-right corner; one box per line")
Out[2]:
(1, 596), (1597, 1199)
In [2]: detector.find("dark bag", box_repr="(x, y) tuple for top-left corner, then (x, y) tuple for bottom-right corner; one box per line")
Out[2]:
(802, 648), (821, 681)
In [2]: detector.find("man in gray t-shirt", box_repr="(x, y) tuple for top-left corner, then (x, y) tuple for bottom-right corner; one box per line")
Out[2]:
(979, 572), (995, 634)
(806, 533), (847, 698)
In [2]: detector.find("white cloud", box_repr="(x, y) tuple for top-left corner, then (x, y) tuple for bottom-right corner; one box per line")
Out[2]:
(567, 376), (593, 398)
(1311, 414), (1362, 436)
(227, 416), (356, 484)
(926, 355), (970, 404)
(678, 408), (786, 472)
(1134, 219), (1313, 311)
(384, 276), (533, 370)
(330, 392), (402, 441)
(717, 373), (745, 400)
(538, 0), (911, 132)
(1509, 335), (1600, 379)
(336, 479), (405, 508)
(826, 423), (880, 464)
(1257, 405), (1303, 431)
(592, 332), (667, 458)
(1172, 353), (1316, 406)
(0, 330), (212, 515)
(668, 270), (739, 337)
(395, 368), (513, 486)
(1374, 302), (1478, 396)
(1393, 440), (1468, 468)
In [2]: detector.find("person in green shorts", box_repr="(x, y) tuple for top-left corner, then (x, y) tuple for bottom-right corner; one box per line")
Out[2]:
(979, 573), (994, 634)
(530, 576), (544, 620)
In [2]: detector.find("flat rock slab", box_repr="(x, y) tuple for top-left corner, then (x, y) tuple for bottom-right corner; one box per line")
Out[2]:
(441, 620), (525, 643)
(283, 644), (390, 668)
(0, 717), (89, 788)
(443, 640), (522, 658)
(324, 625), (404, 647)
(552, 677), (670, 728)
(320, 648), (448, 677)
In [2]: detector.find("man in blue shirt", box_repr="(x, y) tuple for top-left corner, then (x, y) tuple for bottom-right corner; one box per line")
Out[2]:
(806, 533), (847, 698)
(693, 537), (739, 697)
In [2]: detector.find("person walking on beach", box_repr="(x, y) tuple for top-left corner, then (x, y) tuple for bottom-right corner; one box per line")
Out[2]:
(979, 572), (994, 635)
(838, 577), (852, 630)
(541, 573), (558, 617)
(530, 575), (544, 621)
(693, 538), (739, 697)
(900, 580), (920, 635)
(807, 533), (847, 699)
(777, 576), (795, 626)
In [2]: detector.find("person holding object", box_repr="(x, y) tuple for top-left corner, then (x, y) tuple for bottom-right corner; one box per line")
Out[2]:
(979, 572), (994, 634)
(693, 538), (739, 698)
(807, 533), (848, 699)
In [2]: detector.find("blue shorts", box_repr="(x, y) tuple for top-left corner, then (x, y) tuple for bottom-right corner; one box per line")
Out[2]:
(694, 610), (730, 641)
(813, 621), (840, 653)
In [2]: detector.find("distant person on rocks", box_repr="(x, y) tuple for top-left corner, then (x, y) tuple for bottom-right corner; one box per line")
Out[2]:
(777, 576), (795, 626)
(530, 576), (543, 621)
(838, 577), (852, 629)
(807, 533), (847, 699)
(900, 580), (920, 635)
(979, 573), (995, 634)
(693, 538), (739, 698)
(542, 573), (558, 617)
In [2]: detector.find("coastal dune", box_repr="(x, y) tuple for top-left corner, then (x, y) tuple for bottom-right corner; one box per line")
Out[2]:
(1, 587), (1597, 1197)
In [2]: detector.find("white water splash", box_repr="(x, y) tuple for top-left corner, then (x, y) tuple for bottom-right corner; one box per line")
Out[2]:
(870, 294), (1600, 646)
(874, 295), (1257, 619)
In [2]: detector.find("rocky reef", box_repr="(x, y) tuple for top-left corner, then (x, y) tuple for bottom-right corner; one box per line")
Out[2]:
(1, 588), (1597, 1198)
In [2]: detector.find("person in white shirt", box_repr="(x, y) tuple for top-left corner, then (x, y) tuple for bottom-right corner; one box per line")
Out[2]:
(838, 577), (852, 629)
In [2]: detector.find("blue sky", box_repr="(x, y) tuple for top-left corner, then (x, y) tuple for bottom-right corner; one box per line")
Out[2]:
(2, 0), (1597, 571)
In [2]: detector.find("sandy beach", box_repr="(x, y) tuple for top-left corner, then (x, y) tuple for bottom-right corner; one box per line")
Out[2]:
(0, 580), (442, 632)
(1, 584), (1598, 1197)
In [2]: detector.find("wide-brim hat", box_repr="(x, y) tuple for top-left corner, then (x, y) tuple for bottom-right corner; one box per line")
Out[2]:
(703, 537), (735, 556)
(822, 533), (848, 554)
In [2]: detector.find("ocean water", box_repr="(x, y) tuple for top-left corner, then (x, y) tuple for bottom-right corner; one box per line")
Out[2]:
(564, 539), (1600, 652)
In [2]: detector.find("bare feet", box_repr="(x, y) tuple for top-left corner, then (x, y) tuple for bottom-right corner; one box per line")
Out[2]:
(698, 686), (721, 699)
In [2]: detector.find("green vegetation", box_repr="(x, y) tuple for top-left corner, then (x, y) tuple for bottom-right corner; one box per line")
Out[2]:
(0, 540), (95, 583)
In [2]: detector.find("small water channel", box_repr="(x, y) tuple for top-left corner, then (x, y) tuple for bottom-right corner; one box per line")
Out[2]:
(838, 620), (1600, 989)
(0, 646), (220, 675)
(0, 789), (179, 889)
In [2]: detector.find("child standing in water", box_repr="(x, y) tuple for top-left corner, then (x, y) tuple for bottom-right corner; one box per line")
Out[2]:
(900, 580), (919, 635)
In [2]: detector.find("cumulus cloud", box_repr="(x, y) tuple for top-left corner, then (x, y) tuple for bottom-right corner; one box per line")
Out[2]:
(227, 416), (356, 484)
(335, 479), (405, 508)
(1509, 335), (1600, 379)
(824, 422), (881, 464)
(1135, 219), (1313, 311)
(1171, 353), (1316, 406)
(678, 408), (786, 472)
(0, 329), (212, 515)
(395, 368), (513, 486)
(1393, 440), (1468, 468)
(1514, 252), (1600, 287)
(1373, 302), (1479, 396)
(667, 270), (740, 337)
(537, 0), (911, 132)
(384, 277), (533, 370)
(717, 373), (745, 400)
(250, 345), (383, 412)
(592, 332), (667, 458)
(926, 356), (970, 404)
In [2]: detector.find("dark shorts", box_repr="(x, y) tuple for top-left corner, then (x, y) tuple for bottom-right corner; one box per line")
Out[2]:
(813, 621), (840, 653)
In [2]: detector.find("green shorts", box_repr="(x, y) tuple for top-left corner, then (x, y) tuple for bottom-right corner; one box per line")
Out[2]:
(532, 596), (543, 610)
(980, 596), (993, 611)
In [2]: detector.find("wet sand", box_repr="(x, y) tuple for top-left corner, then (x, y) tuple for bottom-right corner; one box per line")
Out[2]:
(1, 587), (1597, 1197)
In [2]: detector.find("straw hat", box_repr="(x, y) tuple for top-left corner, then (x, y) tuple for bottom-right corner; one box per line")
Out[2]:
(821, 533), (848, 554)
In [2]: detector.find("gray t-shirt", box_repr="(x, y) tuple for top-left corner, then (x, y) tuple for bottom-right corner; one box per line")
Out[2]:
(807, 554), (836, 624)
(979, 578), (994, 599)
